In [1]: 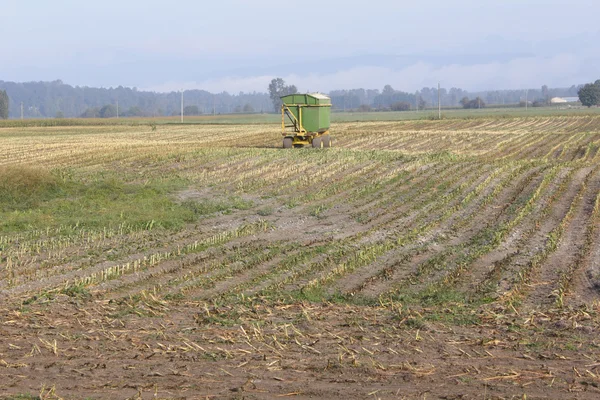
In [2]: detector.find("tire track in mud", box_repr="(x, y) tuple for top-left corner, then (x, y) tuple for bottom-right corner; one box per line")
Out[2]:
(305, 163), (520, 298)
(396, 165), (554, 297)
(227, 162), (483, 298)
(520, 167), (600, 309)
(347, 162), (451, 220)
(326, 164), (506, 296)
(455, 166), (574, 296)
(316, 163), (493, 290)
(488, 166), (595, 304)
(166, 212), (361, 301)
(351, 162), (471, 227)
(363, 164), (548, 299)
(568, 200), (600, 305)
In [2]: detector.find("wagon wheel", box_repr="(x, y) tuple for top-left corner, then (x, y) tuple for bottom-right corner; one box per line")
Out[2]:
(322, 135), (332, 148)
(283, 137), (293, 149)
(312, 137), (322, 148)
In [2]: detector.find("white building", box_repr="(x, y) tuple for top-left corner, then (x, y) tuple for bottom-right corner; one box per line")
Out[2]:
(550, 97), (579, 104)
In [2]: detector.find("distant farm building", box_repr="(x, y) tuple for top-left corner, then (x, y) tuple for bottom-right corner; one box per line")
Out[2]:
(551, 97), (580, 104)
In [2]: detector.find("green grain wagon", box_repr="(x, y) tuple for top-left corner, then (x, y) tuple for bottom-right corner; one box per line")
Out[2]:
(280, 93), (332, 148)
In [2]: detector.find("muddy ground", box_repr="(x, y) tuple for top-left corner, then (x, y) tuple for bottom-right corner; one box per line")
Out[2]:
(3, 120), (600, 399)
(1, 298), (599, 399)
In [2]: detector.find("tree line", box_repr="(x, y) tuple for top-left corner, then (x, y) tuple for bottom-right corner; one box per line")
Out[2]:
(328, 83), (582, 111)
(0, 78), (591, 120)
(0, 80), (271, 119)
(0, 90), (8, 119)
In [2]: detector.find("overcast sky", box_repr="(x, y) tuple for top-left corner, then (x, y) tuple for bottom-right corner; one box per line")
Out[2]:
(1, 0), (599, 93)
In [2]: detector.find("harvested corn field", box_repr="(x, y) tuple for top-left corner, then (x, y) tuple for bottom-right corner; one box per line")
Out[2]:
(1, 116), (600, 399)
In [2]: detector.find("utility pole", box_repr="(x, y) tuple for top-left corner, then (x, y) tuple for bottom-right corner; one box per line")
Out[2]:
(116, 100), (119, 118)
(20, 102), (23, 120)
(438, 82), (441, 119)
(415, 91), (419, 112)
(181, 90), (184, 123)
(525, 89), (529, 112)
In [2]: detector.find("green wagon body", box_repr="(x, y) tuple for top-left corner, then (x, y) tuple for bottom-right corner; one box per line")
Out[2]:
(280, 93), (332, 148)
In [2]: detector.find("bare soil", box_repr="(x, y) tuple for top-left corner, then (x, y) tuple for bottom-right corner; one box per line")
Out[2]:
(1, 299), (600, 400)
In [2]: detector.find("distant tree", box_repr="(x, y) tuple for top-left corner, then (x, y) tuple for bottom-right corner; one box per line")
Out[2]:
(268, 78), (298, 112)
(55, 111), (65, 119)
(183, 105), (200, 116)
(234, 105), (242, 113)
(358, 104), (372, 112)
(448, 87), (466, 106)
(578, 81), (600, 107)
(80, 107), (100, 118)
(0, 90), (9, 119)
(532, 99), (547, 107)
(390, 101), (411, 111)
(418, 97), (426, 110)
(127, 106), (145, 117)
(99, 104), (117, 118)
(242, 103), (254, 113)
(374, 85), (416, 109)
(461, 97), (485, 109)
(541, 85), (550, 102)
(382, 84), (395, 96)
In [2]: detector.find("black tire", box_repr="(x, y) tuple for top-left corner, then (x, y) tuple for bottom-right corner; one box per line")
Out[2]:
(322, 135), (331, 148)
(312, 137), (322, 148)
(283, 137), (293, 149)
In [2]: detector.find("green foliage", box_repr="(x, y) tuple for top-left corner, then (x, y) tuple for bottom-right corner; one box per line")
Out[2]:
(268, 78), (298, 112)
(81, 107), (100, 118)
(126, 106), (144, 117)
(390, 101), (411, 111)
(1, 394), (42, 400)
(256, 206), (274, 216)
(0, 89), (9, 119)
(0, 174), (173, 233)
(460, 96), (485, 109)
(578, 81), (600, 107)
(61, 283), (91, 298)
(0, 167), (260, 234)
(180, 196), (253, 217)
(0, 166), (62, 210)
(99, 104), (117, 118)
(184, 105), (201, 116)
